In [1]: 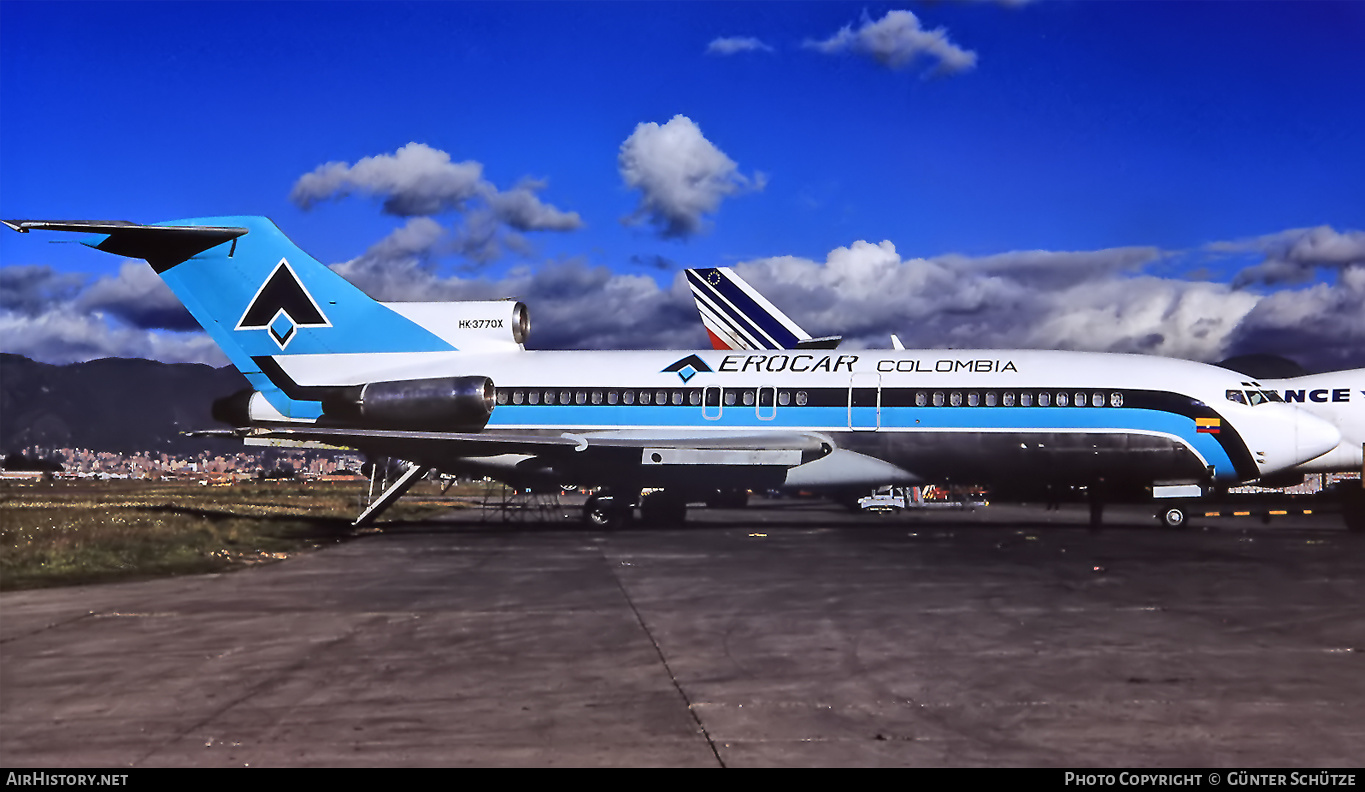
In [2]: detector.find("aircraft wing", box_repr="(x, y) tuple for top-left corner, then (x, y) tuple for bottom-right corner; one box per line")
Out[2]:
(195, 425), (832, 468)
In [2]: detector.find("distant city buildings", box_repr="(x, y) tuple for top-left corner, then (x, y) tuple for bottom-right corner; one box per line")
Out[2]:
(1, 445), (365, 482)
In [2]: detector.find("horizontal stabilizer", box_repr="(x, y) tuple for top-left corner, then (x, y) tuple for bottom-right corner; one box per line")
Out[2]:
(4, 219), (248, 272)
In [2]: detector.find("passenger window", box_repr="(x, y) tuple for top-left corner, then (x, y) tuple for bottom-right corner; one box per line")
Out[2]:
(575, 392), (586, 405)
(950, 392), (962, 407)
(528, 392), (540, 405)
(1092, 392), (1104, 407)
(544, 391), (555, 405)
(933, 392), (944, 407)
(743, 390), (756, 406)
(672, 391), (683, 406)
(1039, 393), (1051, 407)
(640, 391), (652, 405)
(624, 391), (636, 405)
(778, 391), (791, 406)
(1056, 392), (1068, 407)
(985, 392), (997, 407)
(967, 392), (980, 407)
(724, 391), (737, 406)
(1003, 392), (1015, 407)
(656, 390), (668, 405)
(795, 391), (808, 406)
(1020, 393), (1033, 407)
(607, 391), (618, 405)
(915, 392), (927, 407)
(1075, 392), (1086, 407)
(1110, 392), (1123, 407)
(689, 390), (701, 406)
(512, 391), (524, 405)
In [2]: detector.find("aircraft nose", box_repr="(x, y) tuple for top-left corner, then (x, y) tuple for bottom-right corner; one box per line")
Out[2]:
(1292, 409), (1343, 466)
(1238, 405), (1342, 478)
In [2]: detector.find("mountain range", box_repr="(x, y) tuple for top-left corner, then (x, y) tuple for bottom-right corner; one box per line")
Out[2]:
(0, 354), (250, 457)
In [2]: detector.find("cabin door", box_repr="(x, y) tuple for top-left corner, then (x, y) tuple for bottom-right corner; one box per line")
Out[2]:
(848, 373), (881, 430)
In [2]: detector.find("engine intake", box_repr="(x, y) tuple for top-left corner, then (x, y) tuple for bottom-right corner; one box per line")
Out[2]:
(322, 376), (496, 430)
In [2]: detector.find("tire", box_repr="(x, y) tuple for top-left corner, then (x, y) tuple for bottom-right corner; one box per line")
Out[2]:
(584, 494), (629, 529)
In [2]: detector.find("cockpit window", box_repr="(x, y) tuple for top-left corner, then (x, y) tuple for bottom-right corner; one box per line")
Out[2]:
(1247, 391), (1267, 406)
(1226, 390), (1247, 405)
(1261, 390), (1283, 403)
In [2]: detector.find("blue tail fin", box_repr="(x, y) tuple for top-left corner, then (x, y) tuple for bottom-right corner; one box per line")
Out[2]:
(5, 216), (454, 418)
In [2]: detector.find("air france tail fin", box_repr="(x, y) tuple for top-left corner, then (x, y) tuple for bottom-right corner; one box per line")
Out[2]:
(684, 266), (840, 351)
(4, 216), (455, 419)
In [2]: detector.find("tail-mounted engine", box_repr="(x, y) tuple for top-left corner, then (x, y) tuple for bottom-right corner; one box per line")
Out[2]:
(322, 376), (496, 430)
(212, 376), (497, 431)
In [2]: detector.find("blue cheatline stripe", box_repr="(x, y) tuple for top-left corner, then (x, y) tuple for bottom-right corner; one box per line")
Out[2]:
(686, 269), (801, 349)
(483, 404), (1240, 479)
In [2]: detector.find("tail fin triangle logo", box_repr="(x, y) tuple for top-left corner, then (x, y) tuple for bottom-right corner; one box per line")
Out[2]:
(235, 258), (331, 350)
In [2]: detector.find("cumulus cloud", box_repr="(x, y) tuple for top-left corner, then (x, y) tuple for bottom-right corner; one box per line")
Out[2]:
(0, 265), (84, 314)
(1224, 226), (1365, 287)
(77, 261), (198, 331)
(804, 10), (978, 75)
(290, 143), (583, 262)
(6, 224), (1362, 372)
(0, 303), (227, 366)
(706, 36), (774, 56)
(727, 242), (1259, 361)
(330, 233), (702, 351)
(618, 115), (765, 239)
(1225, 265), (1365, 372)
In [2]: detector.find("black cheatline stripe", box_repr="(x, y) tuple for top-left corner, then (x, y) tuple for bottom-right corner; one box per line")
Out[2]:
(251, 356), (334, 401)
(494, 383), (1259, 480)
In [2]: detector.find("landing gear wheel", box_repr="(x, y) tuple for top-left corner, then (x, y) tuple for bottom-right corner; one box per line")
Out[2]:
(584, 493), (630, 529)
(1160, 507), (1187, 529)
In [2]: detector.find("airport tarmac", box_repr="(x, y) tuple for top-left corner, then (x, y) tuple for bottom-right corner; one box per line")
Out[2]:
(2, 500), (1362, 767)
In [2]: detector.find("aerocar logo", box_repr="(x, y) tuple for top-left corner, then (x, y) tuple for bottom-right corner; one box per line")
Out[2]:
(662, 354), (712, 383)
(235, 258), (331, 350)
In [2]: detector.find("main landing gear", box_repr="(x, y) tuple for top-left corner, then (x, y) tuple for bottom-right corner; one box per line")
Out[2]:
(581, 488), (704, 528)
(583, 491), (632, 529)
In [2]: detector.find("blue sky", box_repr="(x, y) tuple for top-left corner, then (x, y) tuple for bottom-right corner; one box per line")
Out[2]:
(2, 1), (1363, 370)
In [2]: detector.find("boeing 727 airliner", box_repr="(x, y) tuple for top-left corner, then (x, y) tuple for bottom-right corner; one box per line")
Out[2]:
(689, 265), (1363, 526)
(3, 217), (1344, 527)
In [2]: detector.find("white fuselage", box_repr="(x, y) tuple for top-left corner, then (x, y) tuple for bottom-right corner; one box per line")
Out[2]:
(268, 347), (1343, 488)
